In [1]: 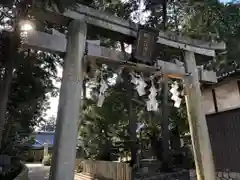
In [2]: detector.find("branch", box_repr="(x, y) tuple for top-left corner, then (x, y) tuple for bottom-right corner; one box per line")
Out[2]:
(132, 98), (145, 106)
(120, 41), (125, 53)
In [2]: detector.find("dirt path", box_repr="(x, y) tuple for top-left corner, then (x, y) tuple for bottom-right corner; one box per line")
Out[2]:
(26, 163), (83, 180)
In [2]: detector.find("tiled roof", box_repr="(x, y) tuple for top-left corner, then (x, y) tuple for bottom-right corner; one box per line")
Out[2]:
(205, 60), (240, 81)
(218, 68), (240, 80)
(31, 131), (55, 148)
(28, 131), (83, 149)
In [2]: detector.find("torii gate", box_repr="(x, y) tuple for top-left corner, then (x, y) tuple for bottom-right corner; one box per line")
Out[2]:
(23, 3), (225, 180)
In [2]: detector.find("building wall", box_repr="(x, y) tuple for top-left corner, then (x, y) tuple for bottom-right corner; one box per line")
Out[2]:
(206, 108), (240, 173)
(202, 88), (215, 114)
(202, 79), (240, 114)
(201, 78), (240, 173)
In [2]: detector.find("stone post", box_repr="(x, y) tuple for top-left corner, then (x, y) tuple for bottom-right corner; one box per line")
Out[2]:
(49, 18), (87, 180)
(184, 51), (216, 180)
(43, 143), (48, 157)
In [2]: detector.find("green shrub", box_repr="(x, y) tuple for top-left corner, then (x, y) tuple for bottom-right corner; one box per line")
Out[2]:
(42, 154), (52, 166)
(0, 157), (22, 180)
(77, 161), (83, 172)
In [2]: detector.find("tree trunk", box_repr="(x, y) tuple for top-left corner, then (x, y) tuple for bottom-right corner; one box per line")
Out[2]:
(170, 126), (181, 151)
(0, 57), (14, 151)
(170, 125), (183, 168)
(1, 117), (13, 149)
(128, 89), (137, 167)
(122, 69), (137, 167)
(120, 41), (137, 166)
(0, 32), (18, 151)
(160, 77), (172, 171)
(162, 0), (167, 30)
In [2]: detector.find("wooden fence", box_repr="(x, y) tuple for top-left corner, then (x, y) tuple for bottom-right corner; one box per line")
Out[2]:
(76, 159), (132, 180)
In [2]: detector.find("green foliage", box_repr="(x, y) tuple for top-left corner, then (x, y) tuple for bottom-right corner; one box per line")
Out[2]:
(169, 102), (188, 135)
(2, 0), (238, 170)
(76, 159), (84, 172)
(76, 0), (141, 161)
(0, 0), (62, 154)
(80, 79), (130, 160)
(183, 1), (240, 69)
(0, 35), (60, 154)
(0, 159), (22, 180)
(0, 0), (141, 162)
(39, 116), (56, 131)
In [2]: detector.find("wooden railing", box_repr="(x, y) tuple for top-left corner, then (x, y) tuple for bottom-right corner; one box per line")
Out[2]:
(76, 159), (132, 180)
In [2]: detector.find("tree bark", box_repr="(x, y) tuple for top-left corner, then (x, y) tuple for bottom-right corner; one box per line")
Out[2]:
(170, 126), (181, 151)
(162, 0), (167, 30)
(0, 57), (14, 151)
(128, 88), (137, 167)
(1, 117), (13, 148)
(120, 41), (137, 166)
(0, 31), (19, 151)
(160, 77), (171, 171)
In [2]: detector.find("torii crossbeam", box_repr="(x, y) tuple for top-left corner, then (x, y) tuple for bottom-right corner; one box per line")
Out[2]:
(23, 30), (217, 83)
(23, 3), (225, 180)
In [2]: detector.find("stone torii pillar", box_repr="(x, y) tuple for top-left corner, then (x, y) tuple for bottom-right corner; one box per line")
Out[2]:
(184, 51), (216, 180)
(49, 19), (86, 180)
(24, 4), (225, 179)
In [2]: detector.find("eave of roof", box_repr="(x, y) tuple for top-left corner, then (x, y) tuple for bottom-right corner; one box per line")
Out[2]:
(217, 68), (240, 81)
(202, 69), (240, 89)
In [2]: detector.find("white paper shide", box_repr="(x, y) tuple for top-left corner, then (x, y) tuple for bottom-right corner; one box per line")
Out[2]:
(130, 73), (147, 96)
(146, 84), (159, 111)
(97, 79), (108, 107)
(170, 81), (182, 108)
